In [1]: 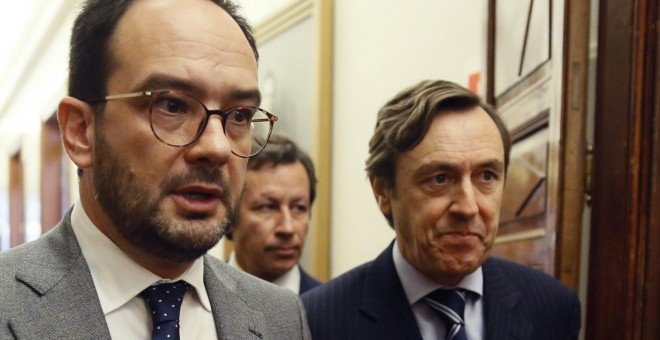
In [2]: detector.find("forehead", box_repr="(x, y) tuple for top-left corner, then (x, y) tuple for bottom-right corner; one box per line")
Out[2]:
(397, 107), (505, 171)
(108, 0), (257, 94)
(244, 162), (310, 192)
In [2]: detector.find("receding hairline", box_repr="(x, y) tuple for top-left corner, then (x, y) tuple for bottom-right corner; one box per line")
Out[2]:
(103, 0), (258, 93)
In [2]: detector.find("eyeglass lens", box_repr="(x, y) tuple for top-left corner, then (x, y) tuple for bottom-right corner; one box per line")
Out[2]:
(149, 91), (272, 157)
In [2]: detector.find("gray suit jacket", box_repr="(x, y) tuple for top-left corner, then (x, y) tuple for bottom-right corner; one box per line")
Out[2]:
(0, 210), (311, 339)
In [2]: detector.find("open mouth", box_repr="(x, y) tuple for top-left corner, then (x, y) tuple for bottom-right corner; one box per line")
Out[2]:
(172, 185), (223, 213)
(181, 192), (214, 200)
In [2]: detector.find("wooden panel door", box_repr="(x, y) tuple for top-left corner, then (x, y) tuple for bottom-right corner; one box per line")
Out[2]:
(486, 0), (589, 290)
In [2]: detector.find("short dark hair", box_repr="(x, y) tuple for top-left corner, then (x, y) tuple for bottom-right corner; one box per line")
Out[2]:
(247, 134), (317, 205)
(68, 0), (258, 103)
(365, 80), (511, 225)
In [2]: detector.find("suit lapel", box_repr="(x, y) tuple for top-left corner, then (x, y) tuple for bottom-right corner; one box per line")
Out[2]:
(299, 267), (321, 294)
(203, 256), (267, 339)
(359, 242), (423, 340)
(9, 213), (110, 339)
(482, 259), (532, 340)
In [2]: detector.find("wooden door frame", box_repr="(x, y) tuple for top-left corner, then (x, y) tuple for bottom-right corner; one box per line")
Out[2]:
(40, 114), (67, 233)
(586, 0), (659, 338)
(9, 150), (25, 248)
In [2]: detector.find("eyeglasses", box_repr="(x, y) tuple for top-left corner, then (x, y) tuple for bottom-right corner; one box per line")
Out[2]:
(88, 90), (278, 158)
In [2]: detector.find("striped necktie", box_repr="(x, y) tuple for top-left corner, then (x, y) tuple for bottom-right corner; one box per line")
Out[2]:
(424, 289), (469, 340)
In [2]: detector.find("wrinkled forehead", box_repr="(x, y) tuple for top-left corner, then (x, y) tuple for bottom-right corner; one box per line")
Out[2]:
(245, 162), (311, 189)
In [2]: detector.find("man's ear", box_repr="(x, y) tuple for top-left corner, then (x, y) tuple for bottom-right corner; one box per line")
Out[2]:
(58, 96), (96, 170)
(369, 176), (392, 216)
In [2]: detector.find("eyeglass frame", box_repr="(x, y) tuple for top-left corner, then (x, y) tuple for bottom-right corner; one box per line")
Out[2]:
(86, 90), (278, 158)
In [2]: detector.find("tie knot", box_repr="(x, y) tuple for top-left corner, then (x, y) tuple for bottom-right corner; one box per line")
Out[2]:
(424, 289), (468, 340)
(425, 288), (466, 318)
(140, 281), (189, 324)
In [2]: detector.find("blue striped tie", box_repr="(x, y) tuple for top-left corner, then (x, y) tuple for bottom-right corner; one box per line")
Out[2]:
(424, 289), (468, 340)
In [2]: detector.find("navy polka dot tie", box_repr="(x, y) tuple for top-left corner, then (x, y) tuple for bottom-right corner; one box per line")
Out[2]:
(140, 281), (189, 340)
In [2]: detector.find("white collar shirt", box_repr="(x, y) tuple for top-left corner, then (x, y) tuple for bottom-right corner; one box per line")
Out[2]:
(70, 201), (218, 339)
(392, 240), (485, 340)
(228, 251), (301, 294)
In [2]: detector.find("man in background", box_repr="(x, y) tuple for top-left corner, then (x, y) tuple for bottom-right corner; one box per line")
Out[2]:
(0, 0), (311, 339)
(302, 80), (580, 339)
(228, 133), (322, 294)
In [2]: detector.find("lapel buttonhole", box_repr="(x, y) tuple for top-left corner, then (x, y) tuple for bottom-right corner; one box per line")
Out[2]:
(249, 327), (263, 339)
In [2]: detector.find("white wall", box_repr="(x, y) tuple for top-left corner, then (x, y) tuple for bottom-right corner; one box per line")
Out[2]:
(330, 0), (489, 276)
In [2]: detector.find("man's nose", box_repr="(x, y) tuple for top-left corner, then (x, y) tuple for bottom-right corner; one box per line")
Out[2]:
(183, 115), (232, 166)
(274, 208), (295, 235)
(448, 178), (480, 218)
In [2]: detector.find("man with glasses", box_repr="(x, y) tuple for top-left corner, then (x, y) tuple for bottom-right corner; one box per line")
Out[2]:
(0, 0), (310, 339)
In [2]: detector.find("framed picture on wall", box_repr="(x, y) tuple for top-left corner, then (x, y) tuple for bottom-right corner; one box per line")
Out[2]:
(255, 2), (315, 149)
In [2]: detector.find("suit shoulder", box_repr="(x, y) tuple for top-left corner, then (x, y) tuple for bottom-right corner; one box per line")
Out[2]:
(203, 255), (310, 338)
(484, 257), (581, 338)
(485, 257), (578, 299)
(0, 219), (78, 271)
(205, 255), (300, 304)
(0, 235), (55, 277)
(0, 243), (27, 298)
(486, 257), (567, 284)
(301, 260), (371, 309)
(299, 267), (322, 294)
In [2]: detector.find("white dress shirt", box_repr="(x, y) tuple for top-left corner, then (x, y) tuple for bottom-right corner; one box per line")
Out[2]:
(70, 201), (218, 339)
(227, 251), (302, 294)
(392, 240), (485, 340)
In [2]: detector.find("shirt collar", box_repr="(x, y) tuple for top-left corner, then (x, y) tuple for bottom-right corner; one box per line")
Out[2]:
(70, 201), (213, 314)
(228, 251), (301, 294)
(392, 240), (483, 305)
(272, 264), (301, 294)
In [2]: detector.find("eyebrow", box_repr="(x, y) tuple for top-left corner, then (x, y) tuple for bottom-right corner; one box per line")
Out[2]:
(414, 159), (505, 176)
(414, 162), (459, 176)
(135, 73), (262, 105)
(477, 159), (505, 173)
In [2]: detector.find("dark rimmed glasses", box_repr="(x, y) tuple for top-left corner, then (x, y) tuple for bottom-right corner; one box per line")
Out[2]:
(88, 90), (278, 158)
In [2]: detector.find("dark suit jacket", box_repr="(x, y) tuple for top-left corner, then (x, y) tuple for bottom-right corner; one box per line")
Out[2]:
(301, 242), (581, 340)
(299, 267), (322, 294)
(0, 209), (311, 339)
